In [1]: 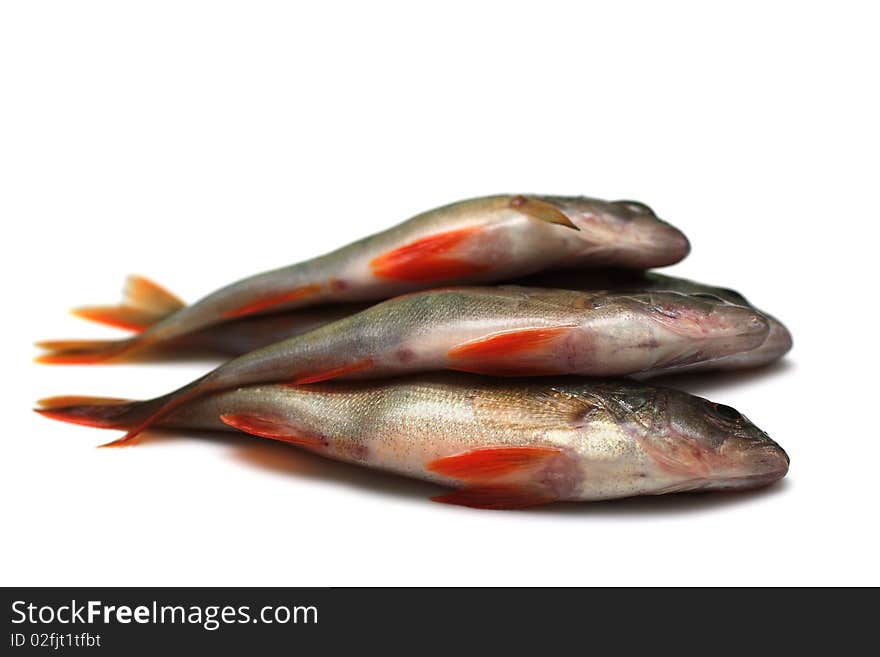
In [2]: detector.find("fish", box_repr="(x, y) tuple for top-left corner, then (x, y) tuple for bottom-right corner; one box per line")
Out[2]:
(38, 285), (769, 447)
(35, 374), (789, 508)
(35, 195), (689, 363)
(64, 271), (791, 370)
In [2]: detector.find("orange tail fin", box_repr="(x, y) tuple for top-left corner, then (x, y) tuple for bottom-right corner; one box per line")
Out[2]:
(71, 305), (169, 332)
(97, 374), (213, 447)
(35, 395), (143, 429)
(123, 275), (185, 313)
(72, 275), (185, 332)
(34, 337), (140, 364)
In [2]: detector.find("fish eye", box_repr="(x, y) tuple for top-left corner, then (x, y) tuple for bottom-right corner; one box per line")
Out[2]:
(619, 394), (649, 412)
(709, 403), (742, 422)
(613, 200), (656, 217)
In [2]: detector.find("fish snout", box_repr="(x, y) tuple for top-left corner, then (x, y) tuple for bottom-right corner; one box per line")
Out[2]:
(707, 305), (771, 348)
(716, 314), (793, 370)
(713, 436), (790, 490)
(609, 214), (691, 268)
(670, 305), (770, 364)
(736, 439), (791, 488)
(608, 200), (690, 266)
(765, 316), (794, 358)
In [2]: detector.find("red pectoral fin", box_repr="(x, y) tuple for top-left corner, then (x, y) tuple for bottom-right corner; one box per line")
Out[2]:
(447, 326), (576, 375)
(427, 446), (563, 483)
(432, 485), (555, 510)
(223, 284), (323, 319)
(370, 227), (490, 282)
(449, 326), (576, 359)
(220, 413), (325, 448)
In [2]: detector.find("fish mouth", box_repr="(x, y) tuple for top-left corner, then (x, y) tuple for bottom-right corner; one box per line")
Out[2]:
(643, 428), (790, 495)
(647, 223), (691, 264)
(658, 470), (787, 495)
(703, 442), (790, 491)
(602, 199), (691, 265)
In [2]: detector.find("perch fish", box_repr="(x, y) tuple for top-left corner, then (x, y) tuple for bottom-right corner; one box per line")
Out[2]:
(36, 375), (789, 509)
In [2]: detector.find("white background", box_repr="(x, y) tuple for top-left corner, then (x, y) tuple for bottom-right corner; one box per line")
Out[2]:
(1, 2), (877, 586)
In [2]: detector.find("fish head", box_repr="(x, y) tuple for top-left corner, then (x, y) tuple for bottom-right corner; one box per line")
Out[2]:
(631, 387), (789, 493)
(613, 291), (770, 368)
(538, 196), (691, 267)
(666, 281), (792, 368)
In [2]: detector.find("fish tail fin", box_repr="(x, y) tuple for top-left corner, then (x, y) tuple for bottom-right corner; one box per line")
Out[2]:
(35, 395), (152, 430)
(35, 384), (192, 445)
(97, 374), (213, 447)
(34, 337), (141, 364)
(122, 275), (185, 314)
(71, 306), (169, 332)
(72, 275), (185, 332)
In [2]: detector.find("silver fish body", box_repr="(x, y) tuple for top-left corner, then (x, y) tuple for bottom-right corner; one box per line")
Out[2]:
(96, 375), (789, 507)
(75, 271), (791, 373)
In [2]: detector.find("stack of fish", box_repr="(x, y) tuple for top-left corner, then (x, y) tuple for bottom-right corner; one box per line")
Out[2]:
(36, 195), (791, 509)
